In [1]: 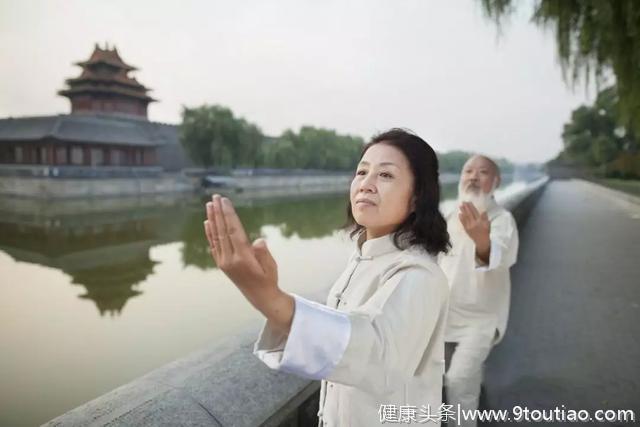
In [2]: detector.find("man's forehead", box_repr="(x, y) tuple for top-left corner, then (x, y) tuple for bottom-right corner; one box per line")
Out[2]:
(463, 156), (498, 173)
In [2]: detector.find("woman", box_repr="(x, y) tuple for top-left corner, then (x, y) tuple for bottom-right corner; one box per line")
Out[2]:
(204, 128), (450, 426)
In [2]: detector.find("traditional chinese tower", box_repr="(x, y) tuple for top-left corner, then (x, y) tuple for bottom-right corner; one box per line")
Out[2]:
(58, 43), (156, 119)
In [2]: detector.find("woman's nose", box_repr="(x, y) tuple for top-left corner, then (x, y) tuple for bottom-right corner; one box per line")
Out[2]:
(359, 175), (376, 193)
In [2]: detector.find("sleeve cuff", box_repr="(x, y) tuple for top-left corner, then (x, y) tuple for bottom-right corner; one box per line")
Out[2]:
(475, 237), (502, 272)
(253, 319), (289, 370)
(253, 294), (351, 380)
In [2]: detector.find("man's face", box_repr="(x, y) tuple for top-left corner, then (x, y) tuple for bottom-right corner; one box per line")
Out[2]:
(460, 156), (499, 196)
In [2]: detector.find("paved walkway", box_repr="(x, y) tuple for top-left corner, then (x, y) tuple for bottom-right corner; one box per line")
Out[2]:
(484, 180), (640, 425)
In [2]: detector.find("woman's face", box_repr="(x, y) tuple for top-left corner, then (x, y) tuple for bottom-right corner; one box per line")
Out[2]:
(350, 143), (415, 240)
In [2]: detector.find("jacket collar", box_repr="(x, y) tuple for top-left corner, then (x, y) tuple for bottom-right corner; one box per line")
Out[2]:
(356, 232), (400, 259)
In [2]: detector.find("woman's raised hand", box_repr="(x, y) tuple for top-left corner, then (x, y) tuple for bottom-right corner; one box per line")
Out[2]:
(204, 194), (294, 331)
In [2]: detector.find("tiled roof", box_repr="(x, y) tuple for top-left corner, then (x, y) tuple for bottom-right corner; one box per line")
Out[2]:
(0, 114), (179, 147)
(76, 45), (136, 71)
(59, 84), (155, 102)
(70, 69), (149, 91)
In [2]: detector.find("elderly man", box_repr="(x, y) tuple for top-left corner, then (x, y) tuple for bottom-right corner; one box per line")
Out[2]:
(438, 155), (519, 426)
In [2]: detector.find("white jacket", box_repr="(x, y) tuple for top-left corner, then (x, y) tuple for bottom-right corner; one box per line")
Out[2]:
(254, 233), (449, 427)
(438, 198), (519, 344)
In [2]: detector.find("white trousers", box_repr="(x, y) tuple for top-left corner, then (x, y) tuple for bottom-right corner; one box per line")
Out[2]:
(444, 328), (495, 427)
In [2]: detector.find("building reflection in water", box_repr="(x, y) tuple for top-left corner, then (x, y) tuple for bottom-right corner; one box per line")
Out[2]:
(0, 192), (352, 316)
(0, 179), (472, 317)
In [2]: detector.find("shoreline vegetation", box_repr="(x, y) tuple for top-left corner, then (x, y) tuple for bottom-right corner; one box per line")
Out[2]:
(179, 104), (517, 175)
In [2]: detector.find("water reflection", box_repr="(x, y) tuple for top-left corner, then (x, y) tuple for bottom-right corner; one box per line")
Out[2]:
(0, 176), (521, 318)
(0, 176), (542, 427)
(181, 195), (350, 270)
(0, 198), (183, 315)
(0, 193), (352, 316)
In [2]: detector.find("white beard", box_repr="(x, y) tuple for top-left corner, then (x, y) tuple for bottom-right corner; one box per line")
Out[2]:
(449, 179), (497, 235)
(458, 189), (493, 214)
(456, 179), (496, 214)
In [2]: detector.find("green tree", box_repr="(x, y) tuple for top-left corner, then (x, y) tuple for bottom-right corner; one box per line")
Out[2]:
(552, 85), (640, 177)
(179, 105), (263, 168)
(560, 86), (624, 166)
(480, 0), (640, 134)
(235, 119), (263, 167)
(264, 139), (298, 168)
(260, 126), (364, 170)
(438, 150), (472, 173)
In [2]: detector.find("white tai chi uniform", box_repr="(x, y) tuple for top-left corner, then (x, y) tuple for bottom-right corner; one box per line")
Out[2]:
(254, 233), (449, 427)
(438, 198), (518, 427)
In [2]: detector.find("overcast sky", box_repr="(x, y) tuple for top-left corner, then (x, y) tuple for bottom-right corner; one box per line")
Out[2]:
(0, 0), (596, 163)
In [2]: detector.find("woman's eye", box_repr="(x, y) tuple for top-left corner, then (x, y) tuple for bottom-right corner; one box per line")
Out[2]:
(380, 172), (393, 178)
(356, 170), (366, 176)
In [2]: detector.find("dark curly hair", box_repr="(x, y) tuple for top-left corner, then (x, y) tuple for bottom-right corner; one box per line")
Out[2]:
(345, 128), (451, 256)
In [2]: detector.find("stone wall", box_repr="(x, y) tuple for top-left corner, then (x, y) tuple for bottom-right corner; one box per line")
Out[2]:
(0, 174), (196, 198)
(0, 168), (353, 199)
